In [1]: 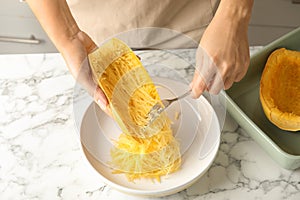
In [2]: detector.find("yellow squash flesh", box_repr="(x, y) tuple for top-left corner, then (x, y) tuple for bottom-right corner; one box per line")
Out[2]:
(88, 38), (181, 181)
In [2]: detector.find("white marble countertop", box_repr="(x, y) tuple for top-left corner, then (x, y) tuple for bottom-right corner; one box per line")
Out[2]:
(0, 48), (300, 200)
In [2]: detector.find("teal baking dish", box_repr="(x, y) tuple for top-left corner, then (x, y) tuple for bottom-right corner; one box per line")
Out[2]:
(225, 27), (300, 170)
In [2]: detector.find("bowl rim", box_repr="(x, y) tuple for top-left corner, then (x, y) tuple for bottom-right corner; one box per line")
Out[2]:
(75, 76), (221, 197)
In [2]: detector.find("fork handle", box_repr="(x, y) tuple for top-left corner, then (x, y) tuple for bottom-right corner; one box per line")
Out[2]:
(173, 89), (192, 101)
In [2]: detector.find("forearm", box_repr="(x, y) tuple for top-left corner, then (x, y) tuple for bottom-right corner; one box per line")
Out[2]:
(215, 0), (253, 26)
(26, 0), (80, 53)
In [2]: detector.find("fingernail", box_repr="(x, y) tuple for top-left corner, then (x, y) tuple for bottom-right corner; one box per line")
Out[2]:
(97, 99), (106, 110)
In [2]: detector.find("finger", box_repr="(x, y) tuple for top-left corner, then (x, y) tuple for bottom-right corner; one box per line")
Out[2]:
(207, 71), (224, 94)
(191, 71), (207, 98)
(195, 62), (222, 95)
(93, 86), (108, 108)
(234, 71), (245, 82)
(192, 48), (218, 97)
(234, 64), (248, 82)
(224, 77), (234, 90)
(76, 58), (96, 93)
(76, 57), (110, 115)
(88, 80), (111, 116)
(234, 52), (250, 82)
(224, 71), (236, 90)
(93, 86), (111, 116)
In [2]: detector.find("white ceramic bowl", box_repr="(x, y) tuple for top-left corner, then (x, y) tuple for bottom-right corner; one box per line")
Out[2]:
(74, 77), (220, 197)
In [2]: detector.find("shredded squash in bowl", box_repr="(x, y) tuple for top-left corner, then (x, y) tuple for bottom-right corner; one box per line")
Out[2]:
(88, 38), (181, 181)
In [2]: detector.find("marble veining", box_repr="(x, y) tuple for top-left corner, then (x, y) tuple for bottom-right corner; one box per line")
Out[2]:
(0, 48), (300, 200)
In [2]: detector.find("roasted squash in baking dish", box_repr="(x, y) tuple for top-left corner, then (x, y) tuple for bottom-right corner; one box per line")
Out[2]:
(260, 48), (300, 131)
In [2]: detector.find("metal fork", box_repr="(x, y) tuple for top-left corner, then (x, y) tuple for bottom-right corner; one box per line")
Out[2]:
(147, 89), (192, 123)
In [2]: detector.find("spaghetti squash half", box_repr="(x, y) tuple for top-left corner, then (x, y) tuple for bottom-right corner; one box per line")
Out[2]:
(260, 48), (300, 131)
(88, 38), (181, 181)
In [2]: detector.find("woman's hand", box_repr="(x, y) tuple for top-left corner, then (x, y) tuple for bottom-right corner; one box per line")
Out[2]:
(27, 0), (109, 113)
(191, 0), (253, 97)
(61, 31), (109, 113)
